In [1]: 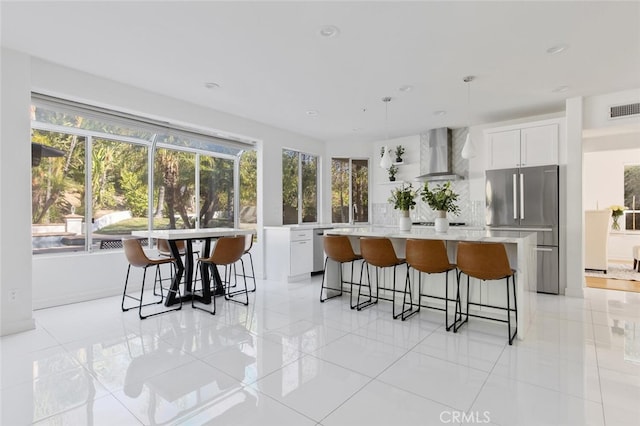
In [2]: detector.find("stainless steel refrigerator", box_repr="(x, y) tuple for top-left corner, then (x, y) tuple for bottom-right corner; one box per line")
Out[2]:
(485, 165), (559, 294)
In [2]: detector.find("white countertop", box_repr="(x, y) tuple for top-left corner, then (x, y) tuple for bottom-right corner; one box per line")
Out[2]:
(326, 226), (537, 244)
(264, 224), (362, 231)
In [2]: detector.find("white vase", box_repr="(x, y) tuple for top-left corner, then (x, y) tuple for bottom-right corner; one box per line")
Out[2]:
(399, 211), (412, 231)
(435, 211), (448, 233)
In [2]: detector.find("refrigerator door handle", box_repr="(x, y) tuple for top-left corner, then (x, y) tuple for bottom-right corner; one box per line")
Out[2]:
(520, 173), (525, 219)
(535, 247), (553, 252)
(513, 173), (518, 220)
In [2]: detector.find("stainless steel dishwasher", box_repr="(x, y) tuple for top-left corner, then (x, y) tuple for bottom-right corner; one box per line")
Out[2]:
(313, 227), (333, 274)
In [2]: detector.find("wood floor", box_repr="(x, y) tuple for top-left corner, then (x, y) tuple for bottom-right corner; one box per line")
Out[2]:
(584, 258), (640, 293)
(585, 275), (640, 293)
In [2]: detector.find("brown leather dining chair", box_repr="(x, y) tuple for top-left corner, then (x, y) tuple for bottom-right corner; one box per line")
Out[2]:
(121, 237), (182, 319)
(237, 234), (256, 293)
(319, 235), (362, 306)
(192, 235), (249, 315)
(454, 241), (518, 345)
(358, 237), (408, 319)
(404, 239), (459, 328)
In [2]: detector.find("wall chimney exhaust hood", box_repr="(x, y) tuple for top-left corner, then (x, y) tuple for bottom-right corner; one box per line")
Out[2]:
(415, 127), (464, 182)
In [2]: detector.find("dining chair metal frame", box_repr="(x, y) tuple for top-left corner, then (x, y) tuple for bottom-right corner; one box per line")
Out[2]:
(453, 242), (518, 345)
(402, 239), (461, 328)
(319, 235), (362, 306)
(235, 234), (257, 293)
(358, 237), (410, 319)
(121, 237), (182, 319)
(192, 235), (249, 315)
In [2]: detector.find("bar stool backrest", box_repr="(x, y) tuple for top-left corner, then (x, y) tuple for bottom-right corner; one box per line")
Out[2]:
(157, 239), (187, 255)
(123, 237), (154, 267)
(456, 242), (512, 280)
(360, 237), (402, 267)
(406, 239), (453, 273)
(324, 235), (359, 263)
(207, 235), (246, 266)
(244, 234), (254, 253)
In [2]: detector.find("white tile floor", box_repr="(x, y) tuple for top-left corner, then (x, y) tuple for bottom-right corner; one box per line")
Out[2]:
(1, 275), (640, 425)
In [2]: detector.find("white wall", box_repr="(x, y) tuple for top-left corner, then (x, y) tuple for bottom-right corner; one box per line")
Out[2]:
(1, 49), (36, 335)
(583, 88), (640, 131)
(370, 135), (421, 204)
(583, 145), (640, 210)
(1, 50), (327, 329)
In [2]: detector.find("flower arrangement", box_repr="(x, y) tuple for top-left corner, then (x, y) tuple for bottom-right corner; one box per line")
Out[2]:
(610, 205), (627, 230)
(421, 181), (460, 215)
(389, 183), (419, 211)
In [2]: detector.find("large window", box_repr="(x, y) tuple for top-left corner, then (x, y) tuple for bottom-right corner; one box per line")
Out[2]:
(624, 164), (640, 231)
(199, 155), (235, 228)
(331, 158), (369, 223)
(282, 149), (318, 224)
(239, 150), (257, 229)
(30, 95), (256, 254)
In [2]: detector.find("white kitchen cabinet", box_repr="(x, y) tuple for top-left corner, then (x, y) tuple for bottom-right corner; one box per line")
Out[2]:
(265, 226), (313, 282)
(486, 121), (559, 170)
(486, 129), (521, 170)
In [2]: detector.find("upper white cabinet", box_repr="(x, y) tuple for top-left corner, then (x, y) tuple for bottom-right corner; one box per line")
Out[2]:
(485, 120), (560, 170)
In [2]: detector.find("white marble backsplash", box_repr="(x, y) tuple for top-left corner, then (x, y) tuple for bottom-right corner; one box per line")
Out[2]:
(373, 127), (483, 226)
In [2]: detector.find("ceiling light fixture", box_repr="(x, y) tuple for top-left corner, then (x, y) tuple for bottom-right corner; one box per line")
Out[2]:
(461, 76), (476, 160)
(552, 85), (569, 93)
(204, 82), (220, 89)
(306, 110), (319, 117)
(319, 25), (340, 38)
(380, 96), (393, 169)
(546, 44), (568, 55)
(399, 85), (414, 92)
(433, 110), (447, 117)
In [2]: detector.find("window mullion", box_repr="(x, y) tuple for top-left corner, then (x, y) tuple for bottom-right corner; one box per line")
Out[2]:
(85, 136), (93, 252)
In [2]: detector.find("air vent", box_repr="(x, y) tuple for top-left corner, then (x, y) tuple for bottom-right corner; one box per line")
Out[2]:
(609, 103), (640, 119)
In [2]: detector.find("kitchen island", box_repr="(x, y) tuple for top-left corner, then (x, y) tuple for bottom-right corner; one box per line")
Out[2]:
(324, 226), (537, 340)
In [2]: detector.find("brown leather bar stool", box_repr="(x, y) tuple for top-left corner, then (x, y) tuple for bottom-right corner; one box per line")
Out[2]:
(404, 239), (459, 328)
(192, 235), (248, 315)
(121, 237), (182, 319)
(359, 237), (408, 319)
(454, 242), (518, 345)
(238, 234), (257, 292)
(320, 235), (362, 306)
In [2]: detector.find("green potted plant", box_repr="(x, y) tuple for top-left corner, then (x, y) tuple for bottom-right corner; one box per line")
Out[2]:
(421, 181), (459, 232)
(388, 164), (398, 181)
(609, 205), (627, 230)
(389, 183), (419, 231)
(394, 145), (405, 163)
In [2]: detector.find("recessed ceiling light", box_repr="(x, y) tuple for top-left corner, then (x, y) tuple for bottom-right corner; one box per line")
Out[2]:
(433, 110), (447, 116)
(552, 85), (569, 93)
(352, 127), (362, 132)
(306, 110), (319, 116)
(204, 82), (220, 89)
(546, 44), (568, 55)
(399, 85), (414, 92)
(319, 25), (340, 38)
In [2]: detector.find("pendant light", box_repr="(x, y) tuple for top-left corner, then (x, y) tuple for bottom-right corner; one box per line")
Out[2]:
(379, 96), (393, 169)
(461, 76), (476, 160)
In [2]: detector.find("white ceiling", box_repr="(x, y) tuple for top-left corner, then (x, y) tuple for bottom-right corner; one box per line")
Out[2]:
(2, 1), (639, 143)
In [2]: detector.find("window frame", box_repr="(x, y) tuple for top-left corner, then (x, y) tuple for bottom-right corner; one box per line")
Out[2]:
(282, 148), (319, 225)
(30, 98), (256, 254)
(331, 157), (369, 224)
(624, 163), (640, 231)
